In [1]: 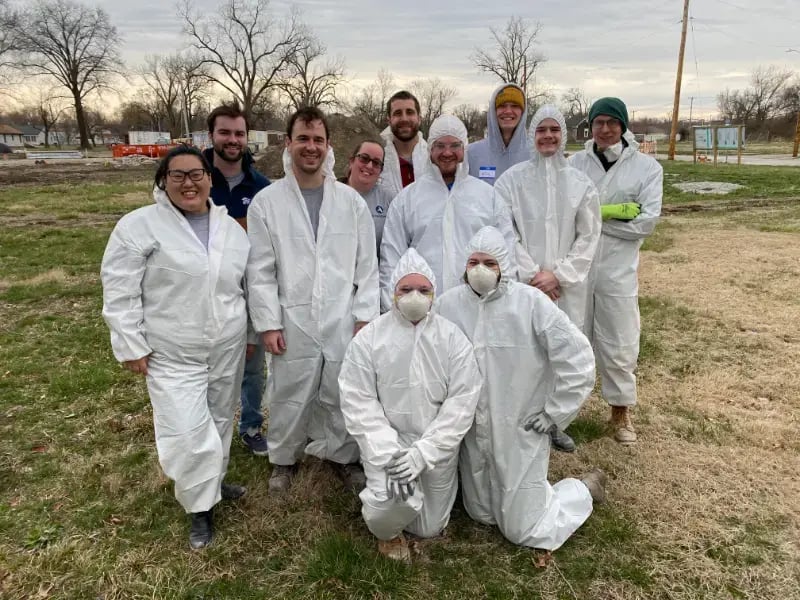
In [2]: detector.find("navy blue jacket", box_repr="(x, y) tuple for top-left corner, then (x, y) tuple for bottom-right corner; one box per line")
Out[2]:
(204, 148), (270, 220)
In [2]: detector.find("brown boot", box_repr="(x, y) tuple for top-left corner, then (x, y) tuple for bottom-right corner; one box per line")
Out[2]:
(611, 406), (637, 445)
(377, 533), (411, 562)
(268, 464), (297, 494)
(580, 468), (608, 504)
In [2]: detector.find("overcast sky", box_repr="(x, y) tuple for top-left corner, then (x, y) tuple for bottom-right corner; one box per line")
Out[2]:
(94, 0), (800, 118)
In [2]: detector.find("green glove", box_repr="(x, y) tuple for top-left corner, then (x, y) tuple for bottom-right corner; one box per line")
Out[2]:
(601, 202), (641, 221)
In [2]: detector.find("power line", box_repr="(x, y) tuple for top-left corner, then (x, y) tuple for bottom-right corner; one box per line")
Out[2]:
(689, 15), (702, 99)
(711, 0), (800, 25)
(692, 18), (797, 49)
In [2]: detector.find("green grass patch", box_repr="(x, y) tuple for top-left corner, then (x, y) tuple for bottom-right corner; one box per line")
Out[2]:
(704, 514), (790, 568)
(660, 161), (800, 204)
(0, 225), (113, 281)
(0, 181), (151, 218)
(668, 406), (737, 446)
(565, 416), (607, 445)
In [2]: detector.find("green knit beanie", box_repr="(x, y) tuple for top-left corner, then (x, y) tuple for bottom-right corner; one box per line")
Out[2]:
(589, 97), (629, 133)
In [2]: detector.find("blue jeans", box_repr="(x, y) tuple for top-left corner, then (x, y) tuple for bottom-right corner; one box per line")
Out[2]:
(239, 341), (266, 435)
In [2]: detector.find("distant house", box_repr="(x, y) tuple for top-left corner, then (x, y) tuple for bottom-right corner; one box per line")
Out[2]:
(15, 125), (70, 146)
(0, 124), (25, 147)
(18, 125), (42, 145)
(572, 117), (591, 143)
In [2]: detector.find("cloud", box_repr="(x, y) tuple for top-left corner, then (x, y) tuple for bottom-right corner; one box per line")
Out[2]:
(86, 0), (800, 118)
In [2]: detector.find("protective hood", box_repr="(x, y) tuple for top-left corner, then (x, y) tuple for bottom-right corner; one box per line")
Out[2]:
(464, 226), (511, 298)
(426, 114), (470, 184)
(486, 82), (529, 154)
(281, 145), (336, 178)
(528, 104), (568, 166)
(389, 247), (437, 296)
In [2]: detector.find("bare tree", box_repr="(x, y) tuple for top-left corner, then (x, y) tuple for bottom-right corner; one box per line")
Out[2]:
(453, 103), (486, 141)
(249, 90), (284, 129)
(117, 98), (162, 132)
(471, 16), (547, 94)
(717, 65), (795, 136)
(180, 0), (311, 122)
(410, 77), (457, 134)
(16, 0), (122, 149)
(351, 68), (396, 130)
(0, 0), (19, 81)
(749, 66), (794, 125)
(139, 53), (211, 138)
(26, 87), (68, 146)
(278, 38), (345, 111)
(560, 87), (591, 120)
(83, 107), (110, 146)
(180, 53), (212, 133)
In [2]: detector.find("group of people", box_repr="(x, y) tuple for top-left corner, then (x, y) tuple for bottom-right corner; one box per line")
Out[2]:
(100, 84), (663, 559)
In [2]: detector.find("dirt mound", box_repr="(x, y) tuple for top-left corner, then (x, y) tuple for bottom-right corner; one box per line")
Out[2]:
(254, 113), (382, 180)
(0, 161), (154, 186)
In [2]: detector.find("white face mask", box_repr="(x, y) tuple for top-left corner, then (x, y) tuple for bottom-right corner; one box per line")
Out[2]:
(603, 141), (624, 162)
(467, 264), (499, 296)
(395, 290), (432, 322)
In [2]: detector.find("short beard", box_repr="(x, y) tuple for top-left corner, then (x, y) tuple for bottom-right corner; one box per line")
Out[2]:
(391, 124), (419, 143)
(213, 144), (244, 163)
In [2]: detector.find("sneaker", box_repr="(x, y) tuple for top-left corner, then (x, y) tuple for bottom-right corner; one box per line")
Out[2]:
(221, 482), (247, 501)
(189, 509), (213, 550)
(268, 464), (297, 494)
(580, 468), (607, 504)
(241, 432), (269, 456)
(327, 461), (366, 493)
(610, 406), (637, 445)
(550, 427), (576, 453)
(377, 533), (411, 562)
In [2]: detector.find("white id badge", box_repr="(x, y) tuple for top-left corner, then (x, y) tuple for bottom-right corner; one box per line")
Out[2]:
(478, 166), (496, 179)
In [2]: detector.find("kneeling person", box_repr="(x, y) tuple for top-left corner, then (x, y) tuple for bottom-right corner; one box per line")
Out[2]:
(436, 227), (606, 551)
(339, 249), (481, 561)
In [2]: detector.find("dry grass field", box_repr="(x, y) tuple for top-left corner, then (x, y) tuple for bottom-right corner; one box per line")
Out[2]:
(0, 160), (798, 599)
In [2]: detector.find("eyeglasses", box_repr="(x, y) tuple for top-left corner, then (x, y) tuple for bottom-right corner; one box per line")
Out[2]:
(431, 141), (464, 152)
(354, 153), (384, 169)
(167, 168), (209, 183)
(592, 118), (622, 130)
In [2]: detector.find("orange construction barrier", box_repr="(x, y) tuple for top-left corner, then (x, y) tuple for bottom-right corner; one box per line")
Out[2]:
(111, 144), (178, 159)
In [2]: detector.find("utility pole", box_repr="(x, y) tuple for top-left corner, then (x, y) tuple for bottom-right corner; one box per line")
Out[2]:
(689, 96), (694, 128)
(793, 112), (800, 158)
(668, 0), (690, 160)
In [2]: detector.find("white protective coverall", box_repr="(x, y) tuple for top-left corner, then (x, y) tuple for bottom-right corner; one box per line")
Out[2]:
(379, 127), (428, 198)
(247, 149), (380, 466)
(101, 189), (249, 514)
(339, 248), (481, 540)
(494, 105), (601, 332)
(467, 82), (530, 185)
(379, 114), (517, 311)
(435, 226), (597, 550)
(569, 131), (663, 406)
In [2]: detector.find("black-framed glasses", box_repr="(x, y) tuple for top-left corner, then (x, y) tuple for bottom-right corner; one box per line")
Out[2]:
(167, 168), (209, 183)
(354, 153), (384, 169)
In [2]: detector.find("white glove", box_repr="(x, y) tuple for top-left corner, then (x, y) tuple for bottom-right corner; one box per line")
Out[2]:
(386, 447), (426, 483)
(524, 411), (555, 434)
(386, 473), (415, 501)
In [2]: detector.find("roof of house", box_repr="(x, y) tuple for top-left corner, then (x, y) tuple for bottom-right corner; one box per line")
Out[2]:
(16, 124), (42, 136)
(0, 124), (24, 135)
